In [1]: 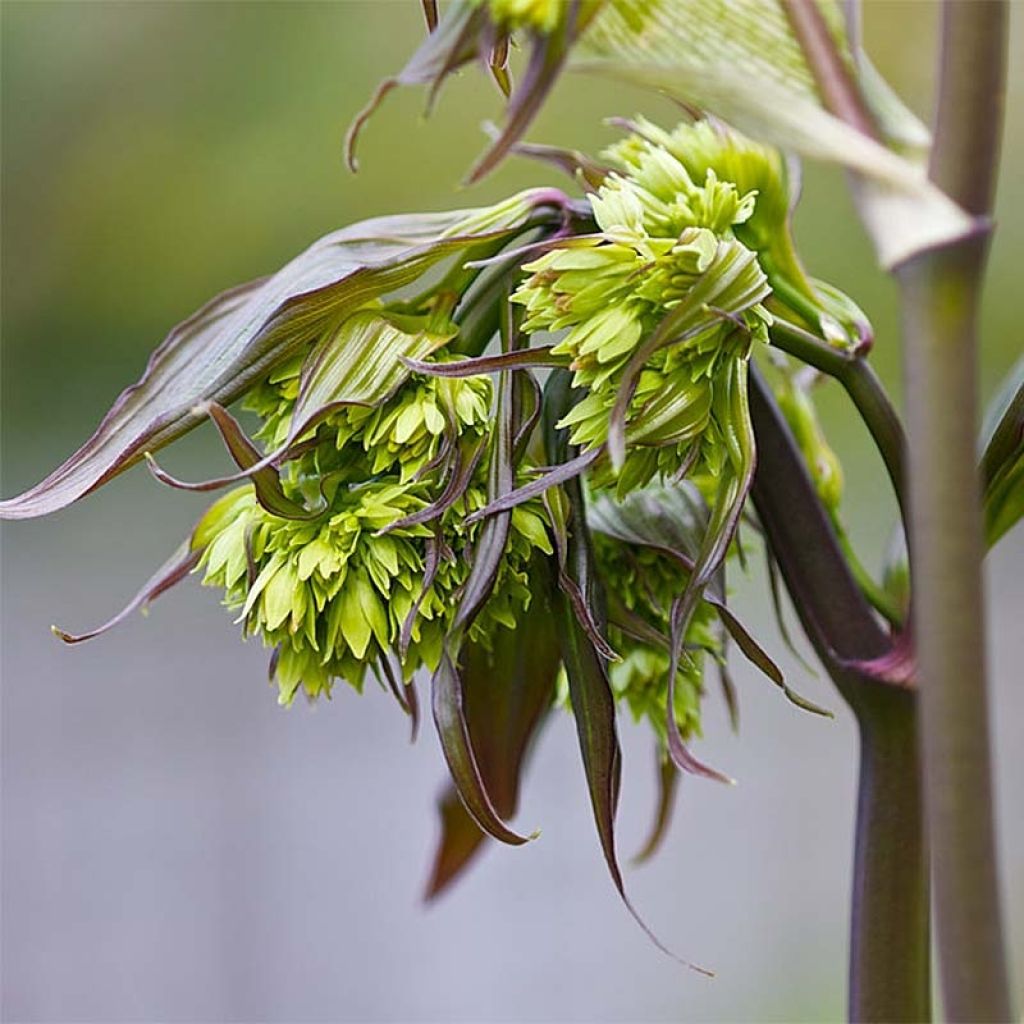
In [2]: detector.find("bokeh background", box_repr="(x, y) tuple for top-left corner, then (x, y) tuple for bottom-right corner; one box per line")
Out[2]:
(2, 3), (1022, 1021)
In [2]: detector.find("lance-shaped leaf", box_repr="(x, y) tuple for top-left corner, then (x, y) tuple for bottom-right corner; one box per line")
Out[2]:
(587, 478), (829, 717)
(425, 575), (561, 900)
(400, 345), (564, 378)
(981, 356), (1024, 548)
(431, 305), (539, 846)
(574, 0), (975, 268)
(347, 0), (597, 184)
(656, 358), (758, 782)
(52, 541), (201, 645)
(0, 192), (566, 521)
(544, 369), (709, 971)
(146, 402), (324, 520)
(555, 481), (709, 974)
(346, 2), (487, 171)
(633, 753), (680, 866)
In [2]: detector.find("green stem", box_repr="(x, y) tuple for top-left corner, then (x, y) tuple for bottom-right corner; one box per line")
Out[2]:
(770, 318), (907, 519)
(749, 371), (930, 1022)
(895, 3), (1014, 1018)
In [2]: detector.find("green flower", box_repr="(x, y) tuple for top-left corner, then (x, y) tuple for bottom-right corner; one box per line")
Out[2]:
(244, 351), (493, 485)
(592, 530), (719, 743)
(192, 458), (553, 706)
(512, 120), (772, 491)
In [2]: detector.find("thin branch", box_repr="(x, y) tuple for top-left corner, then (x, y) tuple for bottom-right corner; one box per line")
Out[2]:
(770, 318), (906, 520)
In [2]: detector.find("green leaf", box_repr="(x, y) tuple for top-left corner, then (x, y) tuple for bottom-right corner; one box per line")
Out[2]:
(0, 194), (564, 521)
(291, 310), (455, 437)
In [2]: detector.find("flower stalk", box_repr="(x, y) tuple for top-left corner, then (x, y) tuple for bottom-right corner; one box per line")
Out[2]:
(895, 2), (1014, 1018)
(749, 370), (930, 1022)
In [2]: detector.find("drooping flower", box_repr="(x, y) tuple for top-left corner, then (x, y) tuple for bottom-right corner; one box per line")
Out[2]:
(3, 117), (853, 961)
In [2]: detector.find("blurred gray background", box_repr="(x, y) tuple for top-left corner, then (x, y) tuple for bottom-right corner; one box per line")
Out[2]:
(2, 2), (1022, 1021)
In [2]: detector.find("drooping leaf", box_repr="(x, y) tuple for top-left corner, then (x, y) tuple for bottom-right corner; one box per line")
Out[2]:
(431, 303), (540, 846)
(587, 482), (830, 717)
(0, 193), (566, 521)
(345, 2), (487, 171)
(431, 652), (537, 846)
(52, 541), (200, 644)
(425, 577), (561, 900)
(348, 0), (596, 185)
(464, 447), (603, 524)
(544, 368), (709, 972)
(146, 402), (324, 520)
(633, 753), (680, 866)
(555, 493), (709, 974)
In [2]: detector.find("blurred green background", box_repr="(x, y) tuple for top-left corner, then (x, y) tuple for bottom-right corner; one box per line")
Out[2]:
(2, 3), (1022, 1021)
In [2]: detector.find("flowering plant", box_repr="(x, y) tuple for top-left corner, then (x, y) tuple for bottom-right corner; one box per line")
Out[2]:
(4, 0), (1020, 1014)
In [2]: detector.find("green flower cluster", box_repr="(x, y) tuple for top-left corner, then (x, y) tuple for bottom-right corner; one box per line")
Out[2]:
(244, 350), (493, 485)
(592, 527), (719, 743)
(194, 350), (552, 705)
(481, 0), (562, 34)
(512, 119), (773, 494)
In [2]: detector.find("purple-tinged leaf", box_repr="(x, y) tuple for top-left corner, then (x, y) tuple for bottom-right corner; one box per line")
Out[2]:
(387, 439), (486, 536)
(379, 653), (420, 742)
(633, 754), (680, 865)
(556, 520), (710, 974)
(425, 581), (561, 900)
(465, 13), (577, 185)
(508, 138), (611, 192)
(663, 360), (757, 784)
(545, 369), (710, 973)
(431, 306), (537, 846)
(716, 605), (831, 718)
(346, 2), (486, 172)
(1, 199), (561, 521)
(147, 402), (324, 521)
(420, 0), (438, 33)
(400, 345), (563, 378)
(431, 652), (537, 847)
(512, 369), (543, 461)
(399, 530), (445, 660)
(52, 542), (200, 645)
(464, 447), (602, 525)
